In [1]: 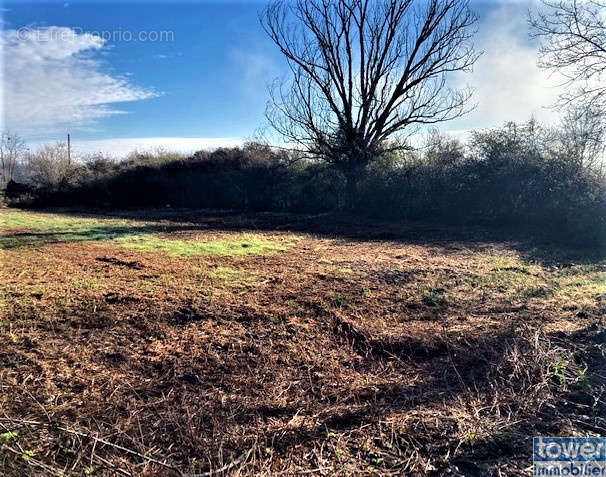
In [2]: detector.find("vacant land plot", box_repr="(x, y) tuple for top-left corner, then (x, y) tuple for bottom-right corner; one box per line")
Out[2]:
(0, 208), (604, 476)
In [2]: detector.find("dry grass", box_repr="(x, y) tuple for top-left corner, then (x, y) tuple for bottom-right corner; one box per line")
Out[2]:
(0, 208), (604, 476)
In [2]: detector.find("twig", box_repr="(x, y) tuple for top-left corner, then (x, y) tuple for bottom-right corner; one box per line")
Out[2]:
(442, 332), (469, 393)
(2, 444), (65, 476)
(185, 447), (254, 477)
(57, 426), (182, 475)
(0, 417), (181, 475)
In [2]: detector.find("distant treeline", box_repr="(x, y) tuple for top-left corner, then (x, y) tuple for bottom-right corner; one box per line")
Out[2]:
(8, 121), (606, 245)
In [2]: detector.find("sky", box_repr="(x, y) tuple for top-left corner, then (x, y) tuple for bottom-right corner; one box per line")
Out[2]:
(0, 0), (564, 156)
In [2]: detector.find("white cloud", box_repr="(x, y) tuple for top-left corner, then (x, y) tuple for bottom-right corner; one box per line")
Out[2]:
(230, 48), (280, 96)
(60, 136), (244, 157)
(447, 4), (565, 132)
(0, 26), (156, 135)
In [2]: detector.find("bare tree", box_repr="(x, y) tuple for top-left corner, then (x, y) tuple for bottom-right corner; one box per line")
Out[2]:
(25, 142), (75, 190)
(261, 0), (479, 203)
(556, 103), (606, 171)
(530, 0), (606, 109)
(0, 131), (27, 186)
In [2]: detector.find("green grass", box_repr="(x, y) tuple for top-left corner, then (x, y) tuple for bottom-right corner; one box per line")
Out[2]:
(209, 266), (257, 288)
(467, 254), (605, 305)
(0, 210), (295, 257)
(422, 288), (446, 307)
(0, 210), (142, 248)
(67, 276), (106, 292)
(460, 255), (549, 302)
(517, 285), (555, 300)
(552, 268), (606, 305)
(116, 233), (289, 257)
(331, 295), (347, 307)
(481, 257), (539, 289)
(0, 209), (133, 232)
(490, 257), (533, 275)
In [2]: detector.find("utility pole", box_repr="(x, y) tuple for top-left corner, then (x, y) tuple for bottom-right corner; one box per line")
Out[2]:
(67, 133), (71, 164)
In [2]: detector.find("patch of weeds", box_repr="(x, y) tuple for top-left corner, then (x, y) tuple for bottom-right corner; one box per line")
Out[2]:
(397, 290), (416, 303)
(312, 243), (331, 252)
(547, 358), (568, 385)
(68, 276), (105, 292)
(331, 295), (347, 308)
(359, 287), (373, 298)
(556, 272), (606, 297)
(26, 285), (45, 299)
(519, 286), (555, 301)
(472, 256), (543, 295)
(20, 450), (34, 461)
(422, 288), (445, 307)
(0, 431), (18, 443)
(541, 265), (606, 307)
(210, 267), (256, 288)
(491, 257), (531, 275)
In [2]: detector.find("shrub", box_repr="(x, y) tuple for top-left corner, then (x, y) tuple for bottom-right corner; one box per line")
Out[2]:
(13, 122), (606, 246)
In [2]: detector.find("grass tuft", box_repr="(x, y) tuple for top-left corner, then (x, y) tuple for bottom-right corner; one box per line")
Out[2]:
(209, 266), (257, 288)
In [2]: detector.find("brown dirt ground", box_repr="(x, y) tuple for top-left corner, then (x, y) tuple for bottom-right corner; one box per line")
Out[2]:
(0, 208), (604, 476)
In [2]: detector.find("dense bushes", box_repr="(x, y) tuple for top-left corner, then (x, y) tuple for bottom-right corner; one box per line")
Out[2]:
(9, 122), (606, 245)
(21, 144), (344, 212)
(359, 123), (606, 244)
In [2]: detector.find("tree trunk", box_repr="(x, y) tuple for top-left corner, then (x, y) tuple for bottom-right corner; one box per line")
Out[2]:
(344, 174), (357, 210)
(342, 166), (364, 211)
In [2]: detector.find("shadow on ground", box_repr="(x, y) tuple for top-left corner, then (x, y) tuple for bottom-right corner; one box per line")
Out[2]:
(17, 206), (606, 265)
(0, 222), (203, 249)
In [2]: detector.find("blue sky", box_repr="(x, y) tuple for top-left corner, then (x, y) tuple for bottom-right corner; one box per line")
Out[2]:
(1, 0), (564, 155)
